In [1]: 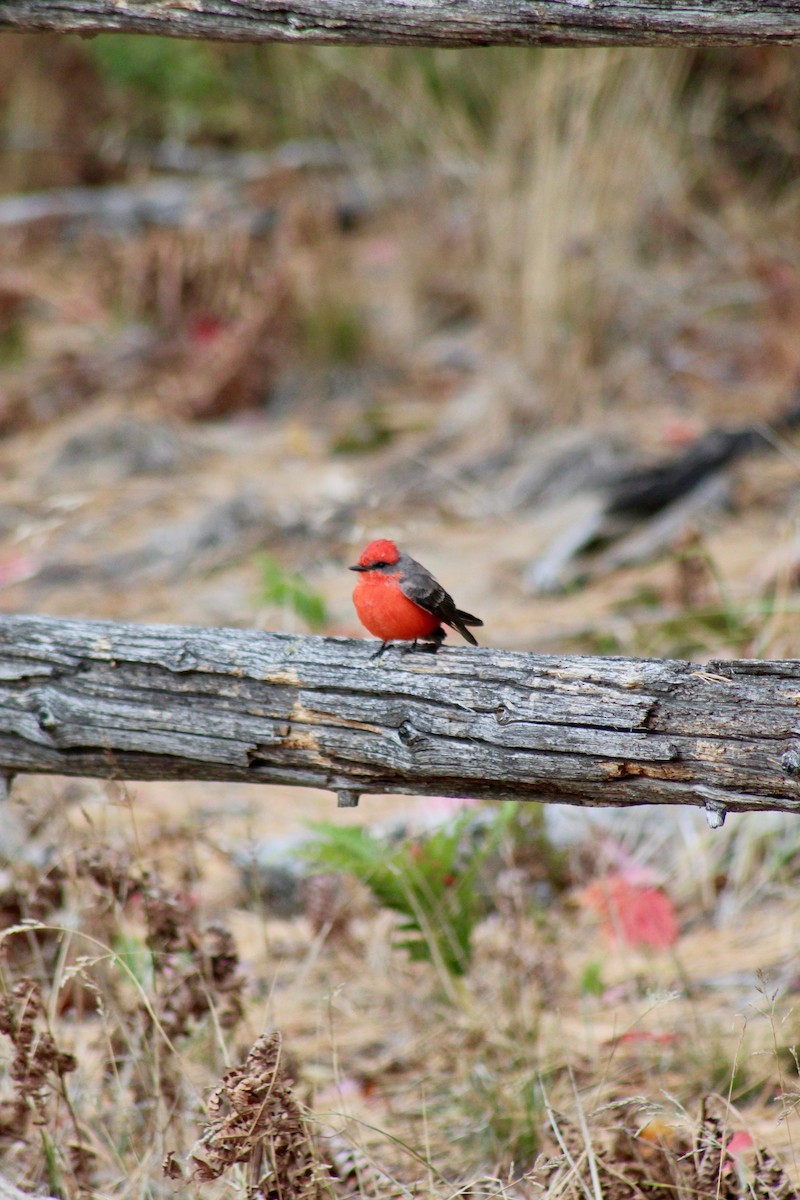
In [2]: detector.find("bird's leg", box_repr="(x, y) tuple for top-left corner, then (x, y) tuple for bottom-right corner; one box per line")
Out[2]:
(414, 628), (445, 654)
(370, 641), (390, 660)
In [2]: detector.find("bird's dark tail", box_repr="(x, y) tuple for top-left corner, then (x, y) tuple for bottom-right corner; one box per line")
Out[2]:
(450, 609), (483, 645)
(456, 609), (483, 627)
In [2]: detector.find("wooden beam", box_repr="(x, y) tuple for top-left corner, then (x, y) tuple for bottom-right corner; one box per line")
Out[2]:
(0, 1), (798, 47)
(1, 615), (799, 820)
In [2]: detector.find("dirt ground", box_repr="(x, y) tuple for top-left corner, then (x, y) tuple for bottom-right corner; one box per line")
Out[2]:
(2, 125), (800, 1197)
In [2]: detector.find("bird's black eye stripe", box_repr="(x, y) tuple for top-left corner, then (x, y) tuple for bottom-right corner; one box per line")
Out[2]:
(369, 560), (389, 569)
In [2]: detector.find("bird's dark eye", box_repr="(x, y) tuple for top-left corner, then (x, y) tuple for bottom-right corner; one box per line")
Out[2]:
(371, 561), (388, 569)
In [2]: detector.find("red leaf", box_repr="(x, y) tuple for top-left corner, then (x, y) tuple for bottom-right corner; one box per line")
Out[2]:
(617, 1030), (680, 1045)
(580, 875), (679, 949)
(726, 1131), (755, 1160)
(188, 314), (227, 345)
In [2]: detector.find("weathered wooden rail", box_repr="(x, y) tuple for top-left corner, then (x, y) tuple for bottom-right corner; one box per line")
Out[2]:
(0, 0), (798, 46)
(1, 615), (799, 821)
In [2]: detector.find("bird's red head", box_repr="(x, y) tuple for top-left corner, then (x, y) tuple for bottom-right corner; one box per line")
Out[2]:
(353, 538), (401, 571)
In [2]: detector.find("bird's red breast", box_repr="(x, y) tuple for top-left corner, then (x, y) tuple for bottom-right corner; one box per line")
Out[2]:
(352, 570), (441, 641)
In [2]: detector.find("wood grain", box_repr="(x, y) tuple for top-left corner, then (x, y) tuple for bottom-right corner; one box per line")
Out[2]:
(1, 615), (799, 816)
(0, 1), (798, 46)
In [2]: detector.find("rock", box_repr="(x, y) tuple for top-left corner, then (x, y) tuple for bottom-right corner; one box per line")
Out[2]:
(50, 417), (185, 480)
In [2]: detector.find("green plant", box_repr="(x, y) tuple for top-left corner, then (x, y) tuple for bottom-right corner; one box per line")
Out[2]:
(111, 930), (154, 988)
(88, 36), (225, 109)
(459, 1067), (545, 1167)
(303, 804), (518, 977)
(300, 301), (365, 365)
(332, 405), (395, 454)
(257, 555), (328, 631)
(0, 320), (26, 366)
(580, 961), (606, 998)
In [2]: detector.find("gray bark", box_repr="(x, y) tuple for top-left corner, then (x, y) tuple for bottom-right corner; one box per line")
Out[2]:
(0, 1), (798, 46)
(1, 615), (799, 818)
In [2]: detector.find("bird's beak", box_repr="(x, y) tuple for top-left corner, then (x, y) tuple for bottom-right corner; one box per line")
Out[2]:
(349, 564), (367, 572)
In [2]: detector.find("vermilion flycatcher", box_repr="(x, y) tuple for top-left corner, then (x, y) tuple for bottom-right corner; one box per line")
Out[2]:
(350, 538), (483, 657)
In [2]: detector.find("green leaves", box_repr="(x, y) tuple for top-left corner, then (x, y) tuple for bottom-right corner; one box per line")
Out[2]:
(257, 555), (328, 631)
(303, 804), (517, 977)
(89, 36), (224, 107)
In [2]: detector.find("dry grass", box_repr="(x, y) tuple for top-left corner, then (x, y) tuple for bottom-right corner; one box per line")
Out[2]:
(479, 50), (692, 389)
(2, 35), (800, 1200)
(5, 40), (799, 426)
(2, 783), (800, 1198)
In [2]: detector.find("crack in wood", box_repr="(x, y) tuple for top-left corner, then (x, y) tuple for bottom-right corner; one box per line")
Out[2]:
(2, 616), (800, 812)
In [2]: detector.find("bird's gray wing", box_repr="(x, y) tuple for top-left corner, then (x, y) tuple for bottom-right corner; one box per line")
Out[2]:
(397, 556), (457, 620)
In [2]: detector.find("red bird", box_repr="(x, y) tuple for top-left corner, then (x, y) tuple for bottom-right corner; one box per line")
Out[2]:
(350, 538), (483, 657)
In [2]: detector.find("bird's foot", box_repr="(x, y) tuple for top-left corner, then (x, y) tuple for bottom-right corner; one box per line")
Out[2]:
(407, 629), (445, 654)
(374, 631), (445, 660)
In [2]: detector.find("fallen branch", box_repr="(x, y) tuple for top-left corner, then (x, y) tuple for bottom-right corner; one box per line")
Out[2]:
(0, 0), (799, 46)
(524, 396), (800, 594)
(1, 615), (799, 821)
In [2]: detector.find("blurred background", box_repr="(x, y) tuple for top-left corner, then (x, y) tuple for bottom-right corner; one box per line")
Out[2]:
(2, 38), (800, 655)
(2, 35), (800, 1199)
